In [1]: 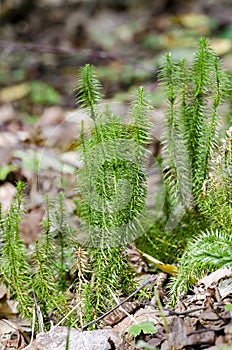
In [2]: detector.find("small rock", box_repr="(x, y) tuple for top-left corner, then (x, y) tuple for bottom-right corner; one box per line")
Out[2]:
(24, 326), (113, 350)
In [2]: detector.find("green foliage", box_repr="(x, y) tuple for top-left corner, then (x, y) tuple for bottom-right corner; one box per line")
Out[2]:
(0, 187), (75, 328)
(128, 321), (157, 337)
(76, 64), (103, 119)
(75, 64), (151, 321)
(77, 85), (150, 247)
(159, 37), (223, 208)
(48, 193), (74, 291)
(170, 127), (232, 301)
(225, 304), (232, 311)
(137, 37), (230, 265)
(0, 182), (32, 318)
(30, 81), (61, 105)
(0, 164), (18, 181)
(31, 206), (69, 325)
(83, 247), (135, 321)
(0, 38), (231, 331)
(169, 229), (232, 302)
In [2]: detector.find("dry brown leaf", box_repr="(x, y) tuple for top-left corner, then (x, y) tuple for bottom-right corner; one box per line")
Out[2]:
(210, 39), (232, 56)
(113, 306), (161, 337)
(102, 301), (140, 326)
(0, 83), (30, 103)
(218, 278), (232, 300)
(0, 104), (16, 123)
(198, 269), (232, 290)
(0, 285), (18, 320)
(163, 317), (215, 350)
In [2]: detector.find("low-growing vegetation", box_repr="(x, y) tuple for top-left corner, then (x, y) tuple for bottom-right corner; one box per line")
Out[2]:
(0, 38), (231, 337)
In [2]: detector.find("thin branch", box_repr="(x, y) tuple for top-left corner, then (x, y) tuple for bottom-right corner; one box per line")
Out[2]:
(81, 275), (156, 331)
(0, 40), (155, 74)
(0, 40), (107, 57)
(163, 306), (207, 316)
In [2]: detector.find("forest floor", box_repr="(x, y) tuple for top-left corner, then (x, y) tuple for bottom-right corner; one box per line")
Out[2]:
(0, 1), (232, 349)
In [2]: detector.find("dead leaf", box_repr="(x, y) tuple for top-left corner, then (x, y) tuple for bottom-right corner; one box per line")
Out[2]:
(1, 329), (26, 350)
(113, 306), (161, 337)
(0, 83), (30, 103)
(19, 207), (45, 246)
(38, 106), (65, 126)
(0, 130), (20, 147)
(198, 269), (232, 290)
(135, 248), (178, 276)
(210, 39), (232, 56)
(165, 317), (215, 350)
(218, 278), (232, 299)
(171, 14), (211, 30)
(0, 285), (18, 320)
(0, 104), (16, 123)
(102, 301), (140, 326)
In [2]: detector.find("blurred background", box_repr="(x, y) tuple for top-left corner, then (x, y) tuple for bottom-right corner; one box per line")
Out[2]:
(1, 0), (232, 107)
(0, 0), (232, 245)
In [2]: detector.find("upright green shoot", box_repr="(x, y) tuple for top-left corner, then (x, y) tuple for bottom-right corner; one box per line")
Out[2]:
(0, 182), (32, 318)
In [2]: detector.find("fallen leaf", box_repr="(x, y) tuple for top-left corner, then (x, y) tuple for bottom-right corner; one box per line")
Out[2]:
(113, 306), (161, 337)
(171, 14), (213, 31)
(0, 83), (30, 102)
(135, 248), (178, 276)
(210, 39), (232, 56)
(218, 278), (232, 299)
(166, 317), (215, 350)
(19, 207), (45, 246)
(102, 301), (140, 326)
(0, 285), (18, 319)
(198, 269), (232, 289)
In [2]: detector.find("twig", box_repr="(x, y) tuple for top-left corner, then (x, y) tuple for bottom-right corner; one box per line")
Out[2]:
(54, 301), (81, 328)
(2, 319), (31, 344)
(30, 304), (36, 344)
(33, 292), (44, 333)
(163, 306), (207, 317)
(81, 275), (156, 331)
(0, 40), (155, 74)
(0, 40), (109, 58)
(149, 303), (207, 317)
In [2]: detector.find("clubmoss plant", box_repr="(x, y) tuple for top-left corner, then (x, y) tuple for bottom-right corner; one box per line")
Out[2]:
(0, 37), (230, 327)
(0, 182), (32, 318)
(160, 37), (223, 210)
(0, 186), (75, 328)
(75, 64), (151, 321)
(137, 37), (230, 264)
(169, 126), (232, 302)
(31, 204), (70, 327)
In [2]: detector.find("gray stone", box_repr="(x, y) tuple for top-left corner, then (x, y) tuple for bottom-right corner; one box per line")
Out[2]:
(24, 326), (112, 350)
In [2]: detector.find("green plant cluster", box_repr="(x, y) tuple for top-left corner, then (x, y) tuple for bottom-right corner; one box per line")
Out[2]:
(0, 184), (75, 328)
(146, 37), (231, 301)
(137, 38), (231, 270)
(0, 38), (231, 330)
(169, 126), (232, 302)
(75, 64), (151, 320)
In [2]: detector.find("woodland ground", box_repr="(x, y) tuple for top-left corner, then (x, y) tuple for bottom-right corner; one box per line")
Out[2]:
(0, 0), (232, 349)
